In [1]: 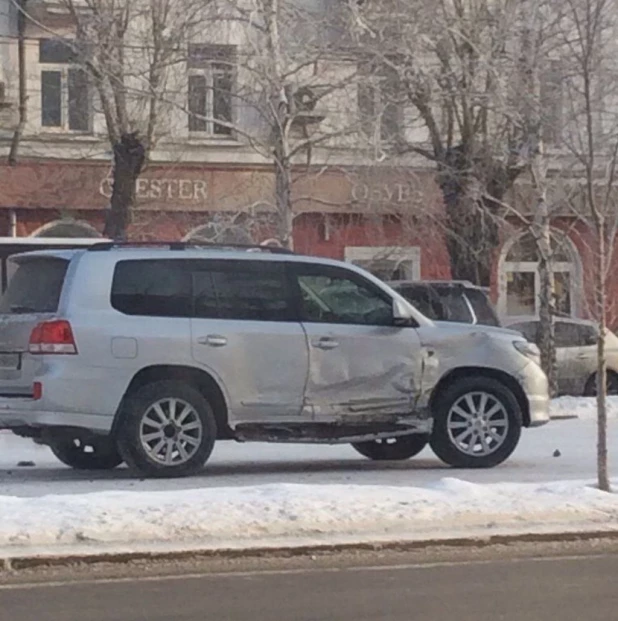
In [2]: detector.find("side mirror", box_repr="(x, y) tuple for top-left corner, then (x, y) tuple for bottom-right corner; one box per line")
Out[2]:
(393, 298), (415, 327)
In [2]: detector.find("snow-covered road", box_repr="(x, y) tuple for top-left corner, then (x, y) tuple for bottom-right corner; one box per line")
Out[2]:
(0, 398), (616, 559)
(0, 397), (616, 497)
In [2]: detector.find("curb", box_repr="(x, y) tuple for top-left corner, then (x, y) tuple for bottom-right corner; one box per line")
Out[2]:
(4, 529), (618, 572)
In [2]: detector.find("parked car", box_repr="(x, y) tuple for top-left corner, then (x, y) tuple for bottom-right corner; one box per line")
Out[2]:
(0, 242), (548, 477)
(506, 317), (618, 396)
(389, 280), (501, 327)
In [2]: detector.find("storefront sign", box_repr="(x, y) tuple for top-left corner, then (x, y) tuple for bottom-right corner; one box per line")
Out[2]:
(99, 177), (208, 202)
(350, 182), (414, 204)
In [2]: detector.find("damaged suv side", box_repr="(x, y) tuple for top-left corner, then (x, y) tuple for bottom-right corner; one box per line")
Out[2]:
(0, 244), (549, 477)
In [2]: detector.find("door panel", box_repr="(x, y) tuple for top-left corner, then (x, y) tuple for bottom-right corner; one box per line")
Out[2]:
(190, 260), (308, 424)
(292, 264), (423, 420)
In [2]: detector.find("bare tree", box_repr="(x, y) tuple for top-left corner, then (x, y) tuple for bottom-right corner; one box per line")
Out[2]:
(18, 0), (214, 239)
(176, 0), (365, 248)
(346, 0), (568, 387)
(558, 0), (618, 491)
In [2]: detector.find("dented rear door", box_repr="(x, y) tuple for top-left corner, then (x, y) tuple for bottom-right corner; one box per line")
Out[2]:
(290, 263), (423, 420)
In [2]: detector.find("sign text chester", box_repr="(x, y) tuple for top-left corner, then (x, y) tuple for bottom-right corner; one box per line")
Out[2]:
(100, 177), (208, 202)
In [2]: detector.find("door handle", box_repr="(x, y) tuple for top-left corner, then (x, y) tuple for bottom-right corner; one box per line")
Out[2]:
(311, 337), (339, 350)
(577, 353), (588, 360)
(197, 335), (228, 347)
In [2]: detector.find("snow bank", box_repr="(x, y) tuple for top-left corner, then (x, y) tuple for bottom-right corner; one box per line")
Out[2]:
(1, 479), (617, 558)
(551, 396), (618, 420)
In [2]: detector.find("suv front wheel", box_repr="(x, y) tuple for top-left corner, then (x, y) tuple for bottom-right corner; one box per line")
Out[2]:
(117, 380), (217, 478)
(430, 377), (522, 469)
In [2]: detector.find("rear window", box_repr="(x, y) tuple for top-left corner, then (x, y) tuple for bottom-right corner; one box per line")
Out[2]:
(465, 288), (500, 326)
(111, 260), (192, 317)
(0, 257), (69, 314)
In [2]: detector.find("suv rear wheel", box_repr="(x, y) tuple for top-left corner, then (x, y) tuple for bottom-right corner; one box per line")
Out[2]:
(430, 377), (522, 468)
(117, 380), (217, 478)
(351, 435), (429, 460)
(49, 435), (123, 470)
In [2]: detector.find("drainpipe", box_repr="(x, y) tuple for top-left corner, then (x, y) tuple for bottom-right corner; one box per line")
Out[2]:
(9, 209), (17, 237)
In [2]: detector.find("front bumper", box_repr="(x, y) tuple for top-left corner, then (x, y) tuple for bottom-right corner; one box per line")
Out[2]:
(517, 361), (550, 427)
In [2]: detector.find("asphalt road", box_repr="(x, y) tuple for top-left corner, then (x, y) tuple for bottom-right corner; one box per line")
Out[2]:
(3, 547), (618, 621)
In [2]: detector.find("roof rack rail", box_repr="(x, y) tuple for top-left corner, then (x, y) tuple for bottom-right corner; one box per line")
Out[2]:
(86, 241), (294, 255)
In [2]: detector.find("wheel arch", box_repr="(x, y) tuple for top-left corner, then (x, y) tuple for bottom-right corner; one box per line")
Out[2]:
(112, 365), (232, 439)
(428, 367), (531, 427)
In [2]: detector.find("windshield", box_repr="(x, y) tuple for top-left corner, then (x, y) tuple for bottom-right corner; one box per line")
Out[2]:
(0, 257), (69, 314)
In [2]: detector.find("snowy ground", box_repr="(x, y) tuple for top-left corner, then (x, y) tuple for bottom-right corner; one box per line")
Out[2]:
(0, 397), (616, 559)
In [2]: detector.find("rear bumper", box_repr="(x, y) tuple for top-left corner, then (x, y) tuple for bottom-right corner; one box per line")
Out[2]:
(0, 398), (114, 432)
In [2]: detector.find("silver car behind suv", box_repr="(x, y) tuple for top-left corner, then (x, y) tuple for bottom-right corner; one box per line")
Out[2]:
(0, 243), (549, 477)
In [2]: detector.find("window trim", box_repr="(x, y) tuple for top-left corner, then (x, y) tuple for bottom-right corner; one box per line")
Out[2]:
(39, 64), (91, 133)
(187, 46), (235, 137)
(191, 259), (296, 323)
(288, 262), (412, 328)
(344, 246), (421, 281)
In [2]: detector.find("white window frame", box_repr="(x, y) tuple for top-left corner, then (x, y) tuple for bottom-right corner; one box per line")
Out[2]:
(344, 246), (421, 280)
(499, 260), (576, 320)
(187, 53), (235, 137)
(39, 64), (90, 133)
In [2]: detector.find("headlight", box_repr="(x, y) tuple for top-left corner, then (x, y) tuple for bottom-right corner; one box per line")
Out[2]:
(513, 340), (541, 361)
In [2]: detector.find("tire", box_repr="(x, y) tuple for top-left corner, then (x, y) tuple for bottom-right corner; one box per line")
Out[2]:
(352, 435), (429, 461)
(117, 380), (217, 478)
(584, 372), (618, 396)
(49, 436), (123, 470)
(429, 377), (523, 469)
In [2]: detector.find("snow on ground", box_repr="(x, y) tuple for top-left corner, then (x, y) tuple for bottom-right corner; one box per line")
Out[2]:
(1, 478), (618, 559)
(0, 397), (617, 558)
(551, 396), (618, 420)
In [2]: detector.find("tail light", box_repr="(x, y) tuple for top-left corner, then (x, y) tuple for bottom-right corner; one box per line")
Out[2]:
(29, 320), (78, 355)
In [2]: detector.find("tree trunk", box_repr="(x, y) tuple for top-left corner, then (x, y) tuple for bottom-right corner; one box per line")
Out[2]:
(533, 180), (558, 396)
(273, 139), (294, 249)
(103, 133), (145, 241)
(596, 225), (610, 492)
(7, 0), (27, 166)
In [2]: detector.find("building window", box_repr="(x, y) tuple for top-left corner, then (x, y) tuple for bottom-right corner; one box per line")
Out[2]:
(39, 39), (90, 132)
(187, 44), (235, 136)
(358, 61), (402, 143)
(498, 231), (579, 320)
(344, 246), (421, 281)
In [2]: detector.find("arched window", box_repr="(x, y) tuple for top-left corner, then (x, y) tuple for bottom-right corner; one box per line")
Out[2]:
(30, 220), (101, 238)
(498, 231), (580, 319)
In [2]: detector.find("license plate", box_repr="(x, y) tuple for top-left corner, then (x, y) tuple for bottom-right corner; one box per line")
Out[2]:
(0, 353), (19, 369)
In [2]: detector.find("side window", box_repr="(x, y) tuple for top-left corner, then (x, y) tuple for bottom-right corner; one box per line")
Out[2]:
(465, 289), (500, 327)
(295, 267), (393, 326)
(398, 286), (443, 320)
(576, 324), (597, 347)
(192, 260), (292, 322)
(554, 322), (590, 348)
(111, 260), (192, 317)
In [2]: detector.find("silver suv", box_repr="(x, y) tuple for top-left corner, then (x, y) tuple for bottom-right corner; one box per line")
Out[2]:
(0, 243), (549, 477)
